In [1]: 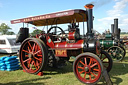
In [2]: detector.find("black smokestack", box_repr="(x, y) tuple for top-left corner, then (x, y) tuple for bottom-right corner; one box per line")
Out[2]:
(114, 18), (118, 40)
(117, 28), (121, 40)
(111, 24), (114, 34)
(84, 4), (94, 38)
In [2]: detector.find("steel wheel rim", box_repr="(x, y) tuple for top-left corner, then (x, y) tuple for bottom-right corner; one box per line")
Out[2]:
(20, 40), (43, 73)
(74, 55), (102, 83)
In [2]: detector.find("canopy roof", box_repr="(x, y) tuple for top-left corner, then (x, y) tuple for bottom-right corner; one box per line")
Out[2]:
(11, 9), (87, 26)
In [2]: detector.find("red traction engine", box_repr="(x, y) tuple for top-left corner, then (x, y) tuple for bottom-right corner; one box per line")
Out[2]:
(11, 4), (112, 84)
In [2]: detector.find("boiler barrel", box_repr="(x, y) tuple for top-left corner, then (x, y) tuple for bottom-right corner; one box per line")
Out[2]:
(99, 40), (116, 49)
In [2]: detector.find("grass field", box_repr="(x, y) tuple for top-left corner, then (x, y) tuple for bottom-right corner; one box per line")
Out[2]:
(120, 34), (128, 36)
(120, 34), (128, 37)
(0, 53), (128, 85)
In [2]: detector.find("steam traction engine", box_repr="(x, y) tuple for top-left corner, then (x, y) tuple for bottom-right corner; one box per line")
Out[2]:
(97, 19), (126, 61)
(11, 4), (112, 84)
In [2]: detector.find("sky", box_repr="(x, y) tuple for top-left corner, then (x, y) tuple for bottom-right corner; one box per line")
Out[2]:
(0, 0), (128, 34)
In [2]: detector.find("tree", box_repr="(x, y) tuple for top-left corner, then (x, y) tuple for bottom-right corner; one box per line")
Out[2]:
(30, 29), (42, 36)
(0, 23), (15, 35)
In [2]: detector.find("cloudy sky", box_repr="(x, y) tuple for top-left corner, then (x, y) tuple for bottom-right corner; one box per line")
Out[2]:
(0, 0), (128, 34)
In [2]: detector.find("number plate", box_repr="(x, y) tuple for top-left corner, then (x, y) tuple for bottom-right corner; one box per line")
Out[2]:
(55, 50), (67, 57)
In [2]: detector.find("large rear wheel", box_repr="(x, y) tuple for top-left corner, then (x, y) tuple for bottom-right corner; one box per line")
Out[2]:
(19, 38), (48, 74)
(99, 50), (113, 72)
(73, 52), (103, 84)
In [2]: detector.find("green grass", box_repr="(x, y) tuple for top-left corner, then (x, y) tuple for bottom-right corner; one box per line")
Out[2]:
(0, 53), (128, 85)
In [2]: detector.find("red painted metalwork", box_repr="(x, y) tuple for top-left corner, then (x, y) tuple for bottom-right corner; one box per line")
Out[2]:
(37, 72), (43, 76)
(46, 36), (54, 48)
(126, 42), (128, 45)
(84, 4), (94, 9)
(74, 55), (102, 84)
(68, 31), (75, 40)
(54, 40), (84, 49)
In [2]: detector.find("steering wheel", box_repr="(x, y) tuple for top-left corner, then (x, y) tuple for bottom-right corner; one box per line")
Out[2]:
(47, 26), (65, 34)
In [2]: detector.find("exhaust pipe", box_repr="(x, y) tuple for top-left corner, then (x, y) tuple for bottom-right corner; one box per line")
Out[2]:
(114, 18), (118, 40)
(84, 4), (94, 38)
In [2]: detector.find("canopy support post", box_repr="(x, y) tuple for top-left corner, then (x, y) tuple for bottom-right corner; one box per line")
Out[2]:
(23, 23), (24, 28)
(79, 13), (85, 38)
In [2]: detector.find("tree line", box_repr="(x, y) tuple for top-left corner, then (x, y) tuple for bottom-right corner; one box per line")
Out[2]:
(0, 23), (15, 35)
(120, 32), (128, 34)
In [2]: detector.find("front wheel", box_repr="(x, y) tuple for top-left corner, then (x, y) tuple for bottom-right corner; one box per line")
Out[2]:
(19, 38), (48, 74)
(73, 52), (103, 84)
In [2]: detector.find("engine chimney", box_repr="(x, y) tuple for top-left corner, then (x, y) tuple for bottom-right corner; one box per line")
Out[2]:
(114, 18), (118, 40)
(117, 28), (121, 40)
(111, 24), (114, 34)
(84, 4), (94, 38)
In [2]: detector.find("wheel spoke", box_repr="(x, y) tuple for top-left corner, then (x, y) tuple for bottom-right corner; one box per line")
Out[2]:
(30, 63), (33, 70)
(34, 50), (41, 55)
(93, 69), (99, 72)
(79, 71), (84, 74)
(89, 74), (92, 80)
(23, 58), (30, 63)
(78, 66), (84, 69)
(33, 61), (38, 69)
(22, 50), (29, 53)
(79, 61), (85, 66)
(102, 57), (107, 61)
(89, 58), (92, 66)
(28, 42), (33, 50)
(120, 53), (124, 56)
(30, 61), (34, 70)
(90, 63), (97, 68)
(84, 58), (87, 66)
(36, 60), (40, 68)
(34, 44), (37, 53)
(34, 57), (42, 62)
(28, 59), (31, 68)
(84, 73), (87, 79)
(32, 43), (36, 53)
(90, 72), (97, 78)
(37, 54), (42, 57)
(28, 47), (31, 52)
